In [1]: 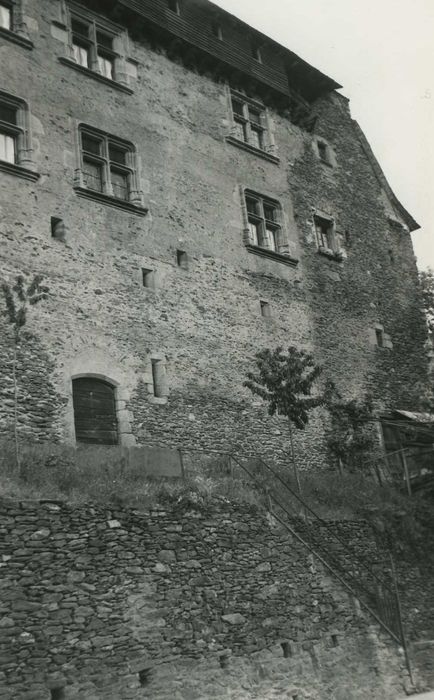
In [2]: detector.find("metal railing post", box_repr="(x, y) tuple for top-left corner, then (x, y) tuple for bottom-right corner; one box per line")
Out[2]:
(390, 554), (414, 685)
(401, 448), (412, 496)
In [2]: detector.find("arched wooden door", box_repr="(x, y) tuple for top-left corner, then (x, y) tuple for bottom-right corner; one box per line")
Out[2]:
(72, 377), (119, 445)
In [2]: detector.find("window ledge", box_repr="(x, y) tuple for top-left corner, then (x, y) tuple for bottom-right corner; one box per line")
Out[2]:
(74, 187), (148, 216)
(318, 246), (343, 262)
(58, 57), (134, 94)
(0, 27), (33, 50)
(246, 244), (298, 267)
(0, 160), (40, 182)
(226, 136), (280, 164)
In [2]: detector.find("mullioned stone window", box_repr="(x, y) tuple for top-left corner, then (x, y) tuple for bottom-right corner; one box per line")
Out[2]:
(311, 210), (344, 261)
(240, 187), (297, 265)
(0, 89), (39, 181)
(51, 1), (137, 94)
(226, 87), (279, 163)
(73, 124), (147, 215)
(0, 0), (33, 49)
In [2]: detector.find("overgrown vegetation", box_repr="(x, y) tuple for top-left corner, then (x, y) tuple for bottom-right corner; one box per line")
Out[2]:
(419, 267), (434, 338)
(324, 387), (378, 472)
(298, 471), (433, 556)
(1, 439), (431, 557)
(1, 274), (48, 471)
(0, 441), (264, 511)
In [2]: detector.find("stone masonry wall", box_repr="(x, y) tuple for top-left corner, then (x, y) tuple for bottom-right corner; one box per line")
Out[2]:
(0, 496), (412, 700)
(0, 0), (428, 462)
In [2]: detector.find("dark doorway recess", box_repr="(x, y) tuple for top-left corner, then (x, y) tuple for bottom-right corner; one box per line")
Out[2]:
(72, 377), (118, 445)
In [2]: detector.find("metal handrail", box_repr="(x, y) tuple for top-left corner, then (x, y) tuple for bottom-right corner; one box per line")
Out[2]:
(173, 442), (410, 674)
(176, 443), (395, 594)
(229, 454), (402, 644)
(252, 455), (396, 594)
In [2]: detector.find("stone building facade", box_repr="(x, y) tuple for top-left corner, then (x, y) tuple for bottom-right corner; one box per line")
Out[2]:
(0, 0), (428, 465)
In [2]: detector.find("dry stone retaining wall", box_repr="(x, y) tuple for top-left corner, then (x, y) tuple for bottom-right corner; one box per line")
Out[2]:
(0, 496), (412, 699)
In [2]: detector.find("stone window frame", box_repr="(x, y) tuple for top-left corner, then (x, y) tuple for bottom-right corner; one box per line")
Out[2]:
(371, 323), (393, 350)
(226, 87), (279, 163)
(147, 354), (169, 405)
(314, 137), (336, 167)
(54, 1), (135, 94)
(240, 186), (298, 266)
(0, 0), (33, 49)
(311, 209), (344, 261)
(73, 123), (147, 215)
(0, 89), (39, 181)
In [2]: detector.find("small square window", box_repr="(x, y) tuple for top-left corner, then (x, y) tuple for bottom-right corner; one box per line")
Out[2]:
(51, 217), (66, 241)
(375, 328), (384, 347)
(317, 140), (328, 162)
(141, 268), (154, 288)
(260, 300), (271, 318)
(176, 249), (188, 269)
(151, 359), (167, 398)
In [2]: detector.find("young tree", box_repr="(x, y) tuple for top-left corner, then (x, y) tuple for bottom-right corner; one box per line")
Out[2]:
(1, 274), (48, 471)
(244, 346), (323, 492)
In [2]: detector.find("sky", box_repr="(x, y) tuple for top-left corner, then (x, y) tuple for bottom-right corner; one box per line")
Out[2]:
(214, 0), (434, 270)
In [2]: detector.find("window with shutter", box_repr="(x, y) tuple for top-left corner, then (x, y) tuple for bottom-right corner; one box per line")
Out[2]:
(72, 377), (118, 445)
